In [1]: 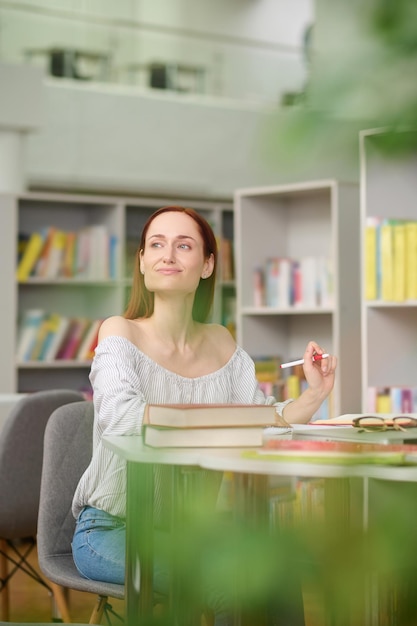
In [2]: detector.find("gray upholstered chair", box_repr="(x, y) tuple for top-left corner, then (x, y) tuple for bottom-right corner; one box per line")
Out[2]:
(37, 400), (124, 625)
(0, 389), (85, 621)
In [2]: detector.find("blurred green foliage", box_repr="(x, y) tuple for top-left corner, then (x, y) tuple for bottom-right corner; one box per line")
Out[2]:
(133, 470), (417, 625)
(263, 1), (417, 170)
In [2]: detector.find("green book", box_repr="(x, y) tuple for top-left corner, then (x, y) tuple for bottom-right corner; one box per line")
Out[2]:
(242, 439), (417, 466)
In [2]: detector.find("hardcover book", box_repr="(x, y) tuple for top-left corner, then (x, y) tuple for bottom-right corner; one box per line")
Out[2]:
(142, 404), (286, 448)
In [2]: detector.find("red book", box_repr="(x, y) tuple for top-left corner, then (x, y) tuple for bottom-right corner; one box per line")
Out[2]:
(243, 438), (417, 466)
(75, 319), (102, 361)
(56, 318), (90, 360)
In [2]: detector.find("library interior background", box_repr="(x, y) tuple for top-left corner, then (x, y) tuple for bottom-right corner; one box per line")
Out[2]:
(2, 1), (417, 624)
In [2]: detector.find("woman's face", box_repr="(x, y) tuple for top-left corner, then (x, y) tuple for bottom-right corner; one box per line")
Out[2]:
(140, 211), (214, 295)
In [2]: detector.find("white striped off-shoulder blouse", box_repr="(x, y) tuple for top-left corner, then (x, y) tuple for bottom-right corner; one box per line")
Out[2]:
(72, 335), (291, 520)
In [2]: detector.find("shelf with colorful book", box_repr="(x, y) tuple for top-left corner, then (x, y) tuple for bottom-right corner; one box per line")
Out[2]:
(360, 128), (417, 411)
(1, 190), (235, 394)
(234, 179), (361, 418)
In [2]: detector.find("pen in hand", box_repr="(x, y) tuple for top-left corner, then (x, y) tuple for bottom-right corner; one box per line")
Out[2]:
(280, 353), (329, 369)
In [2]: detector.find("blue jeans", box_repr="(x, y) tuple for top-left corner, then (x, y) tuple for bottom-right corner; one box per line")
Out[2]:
(72, 506), (231, 626)
(72, 506), (169, 592)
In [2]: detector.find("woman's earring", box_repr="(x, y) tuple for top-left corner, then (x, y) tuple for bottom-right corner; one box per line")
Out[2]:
(140, 267), (145, 275)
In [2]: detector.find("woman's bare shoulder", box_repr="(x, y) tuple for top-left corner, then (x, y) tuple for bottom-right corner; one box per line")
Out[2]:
(98, 315), (138, 342)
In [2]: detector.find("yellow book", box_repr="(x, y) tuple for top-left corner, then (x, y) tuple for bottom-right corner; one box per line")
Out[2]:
(37, 313), (63, 360)
(62, 231), (76, 278)
(286, 374), (301, 400)
(405, 221), (417, 300)
(44, 230), (67, 278)
(393, 221), (406, 302)
(380, 221), (394, 301)
(29, 315), (55, 361)
(364, 218), (378, 300)
(376, 390), (391, 413)
(16, 230), (47, 282)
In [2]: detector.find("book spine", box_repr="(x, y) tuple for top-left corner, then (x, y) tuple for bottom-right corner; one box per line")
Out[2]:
(220, 238), (234, 281)
(34, 227), (56, 277)
(87, 225), (110, 280)
(109, 234), (119, 280)
(43, 230), (67, 278)
(393, 221), (406, 302)
(253, 267), (264, 307)
(265, 257), (279, 307)
(57, 318), (90, 360)
(364, 218), (378, 300)
(405, 221), (417, 300)
(286, 374), (301, 400)
(42, 315), (71, 361)
(75, 318), (102, 360)
(62, 231), (77, 278)
(16, 309), (46, 361)
(376, 387), (391, 412)
(278, 258), (291, 308)
(16, 231), (46, 281)
(380, 220), (394, 301)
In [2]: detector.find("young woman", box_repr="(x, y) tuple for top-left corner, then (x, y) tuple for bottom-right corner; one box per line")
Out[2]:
(71, 205), (337, 624)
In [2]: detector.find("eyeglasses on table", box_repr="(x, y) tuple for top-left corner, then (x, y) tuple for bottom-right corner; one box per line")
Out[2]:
(352, 416), (417, 432)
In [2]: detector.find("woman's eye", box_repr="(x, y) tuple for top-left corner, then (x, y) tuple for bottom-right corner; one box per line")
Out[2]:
(179, 243), (191, 250)
(150, 242), (163, 248)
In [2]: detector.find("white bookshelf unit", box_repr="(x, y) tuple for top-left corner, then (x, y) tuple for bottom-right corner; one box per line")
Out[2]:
(2, 191), (233, 394)
(360, 128), (417, 411)
(234, 180), (361, 417)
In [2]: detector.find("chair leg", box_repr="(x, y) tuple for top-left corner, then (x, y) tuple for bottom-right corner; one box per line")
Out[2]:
(0, 540), (9, 622)
(50, 581), (72, 623)
(89, 595), (108, 625)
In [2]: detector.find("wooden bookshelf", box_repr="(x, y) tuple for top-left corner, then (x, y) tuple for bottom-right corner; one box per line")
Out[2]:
(1, 191), (234, 393)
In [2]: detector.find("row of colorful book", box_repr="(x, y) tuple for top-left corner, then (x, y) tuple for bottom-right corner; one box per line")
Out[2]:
(367, 385), (417, 413)
(365, 217), (417, 301)
(17, 225), (118, 282)
(252, 256), (333, 309)
(16, 309), (102, 362)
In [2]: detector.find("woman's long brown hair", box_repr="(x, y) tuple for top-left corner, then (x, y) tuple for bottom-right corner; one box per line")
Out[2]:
(124, 206), (218, 323)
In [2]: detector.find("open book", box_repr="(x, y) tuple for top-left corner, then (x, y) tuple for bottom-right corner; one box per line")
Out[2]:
(142, 403), (288, 448)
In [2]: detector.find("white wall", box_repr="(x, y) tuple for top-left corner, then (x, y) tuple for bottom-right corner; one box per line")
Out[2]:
(0, 0), (359, 198)
(0, 0), (313, 102)
(24, 79), (358, 197)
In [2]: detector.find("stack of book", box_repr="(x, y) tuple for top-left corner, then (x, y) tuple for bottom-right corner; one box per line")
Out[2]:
(142, 404), (286, 448)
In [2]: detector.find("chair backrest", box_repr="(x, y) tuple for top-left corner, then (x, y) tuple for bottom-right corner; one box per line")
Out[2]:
(37, 400), (94, 560)
(0, 389), (84, 539)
